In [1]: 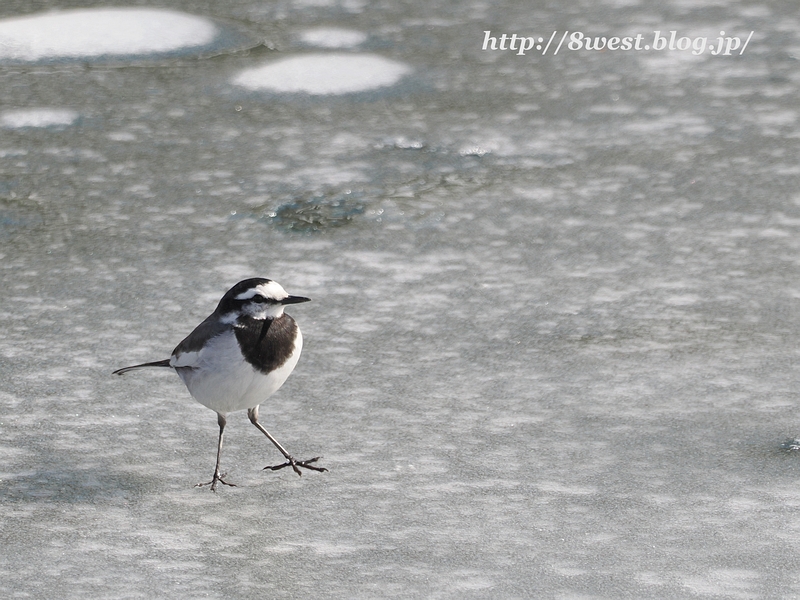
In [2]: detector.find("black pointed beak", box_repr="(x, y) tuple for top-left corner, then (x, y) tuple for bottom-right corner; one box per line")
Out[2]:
(280, 295), (311, 305)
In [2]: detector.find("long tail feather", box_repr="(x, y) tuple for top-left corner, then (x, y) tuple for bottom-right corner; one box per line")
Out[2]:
(113, 359), (171, 375)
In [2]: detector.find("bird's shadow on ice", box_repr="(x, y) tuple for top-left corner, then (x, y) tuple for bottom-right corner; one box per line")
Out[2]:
(0, 459), (155, 504)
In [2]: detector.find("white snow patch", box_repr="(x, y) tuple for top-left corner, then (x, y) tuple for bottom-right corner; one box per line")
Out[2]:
(107, 131), (137, 142)
(232, 53), (411, 95)
(1, 108), (79, 128)
(0, 8), (218, 61)
(298, 28), (367, 49)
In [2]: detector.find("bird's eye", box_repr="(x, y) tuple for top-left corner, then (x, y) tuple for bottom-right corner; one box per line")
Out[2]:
(252, 294), (267, 303)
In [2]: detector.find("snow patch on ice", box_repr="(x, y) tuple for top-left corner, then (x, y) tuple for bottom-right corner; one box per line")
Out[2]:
(298, 28), (367, 49)
(1, 108), (79, 129)
(0, 8), (218, 62)
(232, 53), (411, 95)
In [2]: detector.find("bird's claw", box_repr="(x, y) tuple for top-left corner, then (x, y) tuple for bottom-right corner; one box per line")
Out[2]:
(195, 472), (236, 492)
(263, 456), (327, 476)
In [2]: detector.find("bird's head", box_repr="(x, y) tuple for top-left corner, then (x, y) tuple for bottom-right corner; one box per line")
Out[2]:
(216, 278), (310, 321)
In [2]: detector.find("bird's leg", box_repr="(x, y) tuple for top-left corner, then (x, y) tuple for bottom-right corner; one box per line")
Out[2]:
(247, 406), (327, 476)
(196, 413), (236, 491)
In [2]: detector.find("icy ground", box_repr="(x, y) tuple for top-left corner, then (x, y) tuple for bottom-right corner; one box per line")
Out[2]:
(1, 1), (800, 598)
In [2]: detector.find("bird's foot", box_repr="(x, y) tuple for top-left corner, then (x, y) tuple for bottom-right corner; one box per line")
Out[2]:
(195, 471), (236, 492)
(263, 456), (327, 477)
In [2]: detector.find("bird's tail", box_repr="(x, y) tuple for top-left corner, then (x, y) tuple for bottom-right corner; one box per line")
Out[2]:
(113, 359), (172, 375)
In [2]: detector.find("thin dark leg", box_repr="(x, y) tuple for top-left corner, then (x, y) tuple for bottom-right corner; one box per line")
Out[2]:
(247, 406), (327, 476)
(196, 412), (236, 491)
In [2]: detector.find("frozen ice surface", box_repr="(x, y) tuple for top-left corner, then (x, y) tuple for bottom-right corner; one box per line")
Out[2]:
(2, 0), (800, 598)
(1, 108), (79, 129)
(298, 27), (368, 48)
(0, 8), (218, 61)
(232, 53), (411, 94)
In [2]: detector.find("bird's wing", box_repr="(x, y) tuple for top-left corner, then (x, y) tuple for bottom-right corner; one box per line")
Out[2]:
(170, 313), (231, 369)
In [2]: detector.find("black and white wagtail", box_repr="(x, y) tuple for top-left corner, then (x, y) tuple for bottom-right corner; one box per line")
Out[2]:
(113, 278), (326, 491)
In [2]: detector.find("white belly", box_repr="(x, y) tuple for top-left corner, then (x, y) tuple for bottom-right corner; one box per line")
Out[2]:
(173, 329), (302, 414)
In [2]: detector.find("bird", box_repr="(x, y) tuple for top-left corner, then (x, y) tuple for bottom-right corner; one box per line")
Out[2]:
(113, 277), (326, 491)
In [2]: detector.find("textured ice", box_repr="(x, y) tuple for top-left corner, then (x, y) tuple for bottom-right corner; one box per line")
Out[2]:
(298, 28), (368, 48)
(232, 53), (411, 94)
(0, 8), (218, 61)
(1, 108), (78, 128)
(2, 0), (800, 598)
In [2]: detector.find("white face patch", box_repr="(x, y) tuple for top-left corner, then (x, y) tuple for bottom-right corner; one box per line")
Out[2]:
(235, 281), (290, 320)
(243, 301), (285, 320)
(234, 280), (289, 302)
(219, 312), (238, 324)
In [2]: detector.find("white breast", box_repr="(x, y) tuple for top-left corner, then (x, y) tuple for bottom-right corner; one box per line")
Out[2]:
(171, 328), (303, 414)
